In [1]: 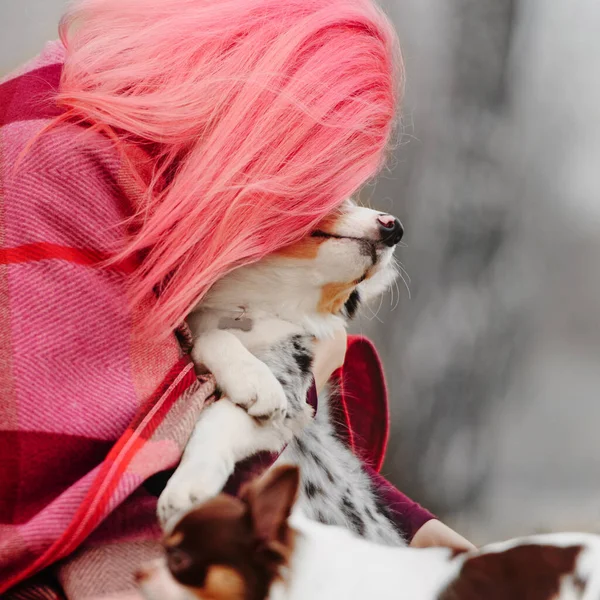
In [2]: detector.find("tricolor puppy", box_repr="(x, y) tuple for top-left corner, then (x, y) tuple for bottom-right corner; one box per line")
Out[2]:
(142, 466), (600, 600)
(158, 201), (405, 545)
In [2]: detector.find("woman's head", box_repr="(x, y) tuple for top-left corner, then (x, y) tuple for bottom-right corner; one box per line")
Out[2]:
(58, 0), (402, 337)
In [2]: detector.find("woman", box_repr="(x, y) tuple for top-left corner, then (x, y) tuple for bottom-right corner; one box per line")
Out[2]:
(0, 0), (471, 596)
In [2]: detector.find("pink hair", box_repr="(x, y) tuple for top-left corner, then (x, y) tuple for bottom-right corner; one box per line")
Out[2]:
(57, 0), (402, 337)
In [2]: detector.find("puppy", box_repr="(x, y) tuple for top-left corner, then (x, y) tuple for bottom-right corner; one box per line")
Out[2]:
(158, 201), (405, 545)
(142, 465), (600, 600)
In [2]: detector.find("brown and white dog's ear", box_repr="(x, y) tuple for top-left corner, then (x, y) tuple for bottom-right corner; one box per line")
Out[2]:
(240, 465), (300, 548)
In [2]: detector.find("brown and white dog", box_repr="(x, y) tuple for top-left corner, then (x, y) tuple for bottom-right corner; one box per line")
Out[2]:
(141, 465), (600, 600)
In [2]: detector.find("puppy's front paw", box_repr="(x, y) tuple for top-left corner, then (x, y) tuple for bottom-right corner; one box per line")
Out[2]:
(157, 459), (233, 529)
(220, 360), (287, 420)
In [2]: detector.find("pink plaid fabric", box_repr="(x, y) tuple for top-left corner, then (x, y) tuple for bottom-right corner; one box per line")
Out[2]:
(0, 42), (216, 597)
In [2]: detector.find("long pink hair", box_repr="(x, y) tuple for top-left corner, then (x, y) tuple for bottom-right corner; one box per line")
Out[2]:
(57, 0), (402, 337)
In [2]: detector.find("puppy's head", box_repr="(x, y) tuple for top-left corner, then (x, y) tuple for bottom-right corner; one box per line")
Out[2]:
(274, 200), (403, 318)
(136, 466), (300, 600)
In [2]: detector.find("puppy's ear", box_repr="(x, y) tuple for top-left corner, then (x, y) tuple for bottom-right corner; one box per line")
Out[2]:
(241, 465), (300, 545)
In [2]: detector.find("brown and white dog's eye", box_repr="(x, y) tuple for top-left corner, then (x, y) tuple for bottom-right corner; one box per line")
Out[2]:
(166, 546), (194, 575)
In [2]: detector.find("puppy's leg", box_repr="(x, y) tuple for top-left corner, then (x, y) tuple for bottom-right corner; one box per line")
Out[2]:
(192, 329), (287, 419)
(157, 399), (290, 529)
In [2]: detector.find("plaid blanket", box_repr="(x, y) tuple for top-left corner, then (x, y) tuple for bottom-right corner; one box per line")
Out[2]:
(0, 43), (430, 599)
(0, 42), (213, 596)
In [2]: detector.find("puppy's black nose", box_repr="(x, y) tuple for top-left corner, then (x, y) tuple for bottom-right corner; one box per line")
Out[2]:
(377, 214), (404, 247)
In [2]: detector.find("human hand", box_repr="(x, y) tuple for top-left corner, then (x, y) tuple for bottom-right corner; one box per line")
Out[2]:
(410, 519), (476, 552)
(312, 328), (347, 392)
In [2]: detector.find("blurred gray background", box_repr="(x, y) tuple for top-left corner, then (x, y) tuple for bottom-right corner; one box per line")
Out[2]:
(3, 0), (599, 544)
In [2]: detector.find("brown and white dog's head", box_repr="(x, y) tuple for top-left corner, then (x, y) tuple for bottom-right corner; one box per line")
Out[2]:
(201, 201), (404, 331)
(136, 466), (301, 600)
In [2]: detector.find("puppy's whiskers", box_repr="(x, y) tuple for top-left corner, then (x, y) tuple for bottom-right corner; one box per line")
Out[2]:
(391, 257), (411, 306)
(363, 291), (384, 323)
(396, 259), (411, 283)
